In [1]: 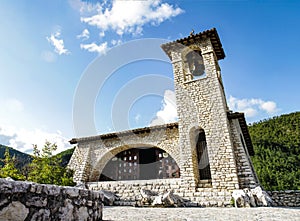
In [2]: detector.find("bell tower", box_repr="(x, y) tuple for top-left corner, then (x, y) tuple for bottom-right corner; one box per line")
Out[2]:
(161, 28), (240, 190)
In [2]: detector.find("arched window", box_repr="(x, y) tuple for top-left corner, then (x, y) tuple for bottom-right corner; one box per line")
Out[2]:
(196, 129), (211, 180)
(182, 49), (206, 81)
(99, 147), (180, 181)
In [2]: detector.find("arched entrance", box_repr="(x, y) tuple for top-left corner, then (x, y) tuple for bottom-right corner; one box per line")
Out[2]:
(99, 147), (180, 181)
(190, 126), (212, 181)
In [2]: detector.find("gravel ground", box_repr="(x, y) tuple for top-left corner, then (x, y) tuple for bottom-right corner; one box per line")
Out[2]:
(103, 206), (300, 221)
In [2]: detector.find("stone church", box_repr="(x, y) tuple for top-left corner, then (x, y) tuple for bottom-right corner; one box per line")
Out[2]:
(68, 28), (259, 206)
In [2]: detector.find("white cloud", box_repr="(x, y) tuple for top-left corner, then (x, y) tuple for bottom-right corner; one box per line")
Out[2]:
(0, 98), (71, 154)
(69, 0), (102, 14)
(260, 101), (277, 114)
(228, 96), (279, 118)
(80, 0), (184, 36)
(150, 90), (177, 126)
(0, 125), (71, 154)
(77, 28), (90, 40)
(80, 42), (108, 54)
(46, 30), (70, 55)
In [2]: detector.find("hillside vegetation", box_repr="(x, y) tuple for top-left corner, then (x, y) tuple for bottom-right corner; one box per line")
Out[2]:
(249, 112), (300, 190)
(0, 145), (32, 169)
(0, 143), (75, 186)
(0, 145), (74, 169)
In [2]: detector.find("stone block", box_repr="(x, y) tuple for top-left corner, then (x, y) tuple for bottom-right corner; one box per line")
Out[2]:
(0, 201), (29, 221)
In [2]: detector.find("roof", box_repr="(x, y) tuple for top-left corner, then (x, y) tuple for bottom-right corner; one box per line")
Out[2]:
(227, 112), (255, 156)
(69, 123), (178, 144)
(161, 28), (225, 60)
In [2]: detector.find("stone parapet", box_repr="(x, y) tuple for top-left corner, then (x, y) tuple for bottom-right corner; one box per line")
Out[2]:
(0, 179), (103, 221)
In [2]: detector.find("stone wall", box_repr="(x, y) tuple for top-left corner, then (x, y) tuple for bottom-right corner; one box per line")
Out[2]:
(0, 179), (103, 221)
(268, 190), (300, 207)
(88, 179), (232, 207)
(230, 118), (259, 189)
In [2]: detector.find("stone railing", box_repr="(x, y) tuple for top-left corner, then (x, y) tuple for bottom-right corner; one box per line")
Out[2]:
(268, 190), (300, 207)
(0, 179), (103, 221)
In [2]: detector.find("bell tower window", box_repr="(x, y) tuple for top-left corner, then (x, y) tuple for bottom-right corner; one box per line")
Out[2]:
(183, 49), (206, 81)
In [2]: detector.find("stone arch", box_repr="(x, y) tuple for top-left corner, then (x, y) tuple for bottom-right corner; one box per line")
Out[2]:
(89, 143), (180, 182)
(189, 126), (212, 181)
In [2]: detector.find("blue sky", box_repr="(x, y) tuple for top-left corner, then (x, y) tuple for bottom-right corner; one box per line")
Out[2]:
(0, 0), (299, 153)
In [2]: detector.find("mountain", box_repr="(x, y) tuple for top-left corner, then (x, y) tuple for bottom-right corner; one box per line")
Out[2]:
(0, 145), (74, 169)
(249, 112), (300, 191)
(0, 145), (33, 169)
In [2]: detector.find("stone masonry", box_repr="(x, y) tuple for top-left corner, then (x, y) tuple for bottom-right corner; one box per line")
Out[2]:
(0, 178), (103, 221)
(68, 28), (260, 206)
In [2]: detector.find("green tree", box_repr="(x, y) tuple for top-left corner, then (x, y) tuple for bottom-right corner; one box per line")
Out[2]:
(249, 112), (300, 190)
(0, 148), (25, 180)
(27, 141), (75, 186)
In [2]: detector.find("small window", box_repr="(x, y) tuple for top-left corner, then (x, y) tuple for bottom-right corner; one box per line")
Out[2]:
(183, 49), (206, 81)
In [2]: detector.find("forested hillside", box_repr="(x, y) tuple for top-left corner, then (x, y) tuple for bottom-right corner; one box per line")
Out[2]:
(0, 145), (32, 169)
(249, 112), (300, 190)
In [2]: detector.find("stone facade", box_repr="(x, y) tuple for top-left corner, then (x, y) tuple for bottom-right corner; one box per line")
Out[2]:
(0, 178), (103, 221)
(68, 28), (259, 206)
(69, 124), (180, 182)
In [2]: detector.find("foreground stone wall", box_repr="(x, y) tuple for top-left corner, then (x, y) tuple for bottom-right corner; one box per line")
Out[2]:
(0, 179), (103, 221)
(268, 190), (300, 207)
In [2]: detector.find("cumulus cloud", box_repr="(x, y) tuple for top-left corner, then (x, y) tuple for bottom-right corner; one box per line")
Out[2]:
(77, 28), (90, 40)
(46, 30), (70, 55)
(80, 0), (184, 36)
(150, 90), (177, 126)
(80, 42), (108, 54)
(228, 96), (279, 118)
(0, 98), (71, 154)
(0, 125), (71, 154)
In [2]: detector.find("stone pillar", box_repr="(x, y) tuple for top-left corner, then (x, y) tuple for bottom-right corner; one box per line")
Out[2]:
(68, 143), (91, 183)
